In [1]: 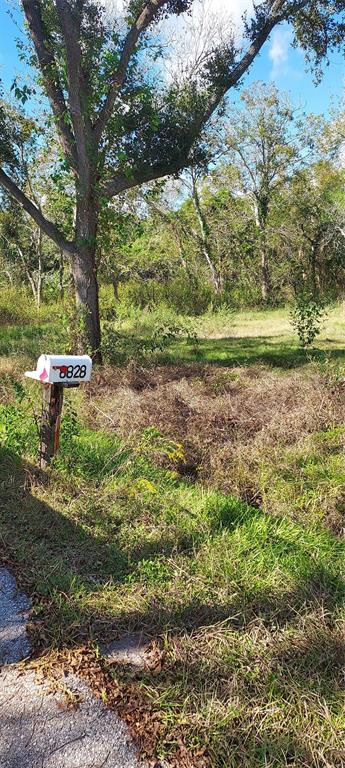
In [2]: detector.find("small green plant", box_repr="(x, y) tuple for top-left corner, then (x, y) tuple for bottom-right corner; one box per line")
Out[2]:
(150, 317), (198, 353)
(135, 557), (172, 584)
(139, 426), (186, 466)
(290, 293), (327, 348)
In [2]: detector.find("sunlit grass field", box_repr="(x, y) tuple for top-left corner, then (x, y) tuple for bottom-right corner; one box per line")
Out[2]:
(0, 295), (344, 767)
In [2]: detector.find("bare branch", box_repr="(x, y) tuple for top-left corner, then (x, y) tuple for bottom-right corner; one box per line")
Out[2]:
(21, 0), (77, 168)
(0, 167), (75, 254)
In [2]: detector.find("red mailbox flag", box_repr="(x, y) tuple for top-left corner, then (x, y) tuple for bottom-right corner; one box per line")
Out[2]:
(52, 365), (69, 375)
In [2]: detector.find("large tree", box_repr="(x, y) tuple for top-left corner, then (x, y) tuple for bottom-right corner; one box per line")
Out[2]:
(224, 82), (317, 302)
(0, 0), (344, 360)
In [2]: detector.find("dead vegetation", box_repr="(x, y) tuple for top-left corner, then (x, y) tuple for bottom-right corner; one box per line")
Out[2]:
(86, 362), (345, 532)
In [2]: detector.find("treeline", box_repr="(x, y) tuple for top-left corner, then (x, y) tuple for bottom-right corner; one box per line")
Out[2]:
(1, 82), (345, 316)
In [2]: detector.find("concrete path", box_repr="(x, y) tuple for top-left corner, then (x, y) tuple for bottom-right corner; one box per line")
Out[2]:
(0, 567), (31, 665)
(0, 567), (149, 768)
(0, 669), (147, 768)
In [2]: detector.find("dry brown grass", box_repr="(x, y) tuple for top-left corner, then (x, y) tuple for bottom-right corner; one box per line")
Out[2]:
(84, 362), (345, 532)
(161, 609), (345, 768)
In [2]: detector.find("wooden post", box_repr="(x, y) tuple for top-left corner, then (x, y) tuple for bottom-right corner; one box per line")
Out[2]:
(39, 383), (64, 468)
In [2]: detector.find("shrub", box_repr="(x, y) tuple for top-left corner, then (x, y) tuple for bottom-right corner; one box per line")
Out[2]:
(116, 275), (214, 316)
(290, 293), (327, 348)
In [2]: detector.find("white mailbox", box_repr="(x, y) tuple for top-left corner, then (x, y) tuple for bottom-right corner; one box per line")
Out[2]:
(25, 354), (92, 385)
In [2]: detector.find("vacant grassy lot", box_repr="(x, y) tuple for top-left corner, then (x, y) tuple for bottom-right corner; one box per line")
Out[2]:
(0, 299), (344, 767)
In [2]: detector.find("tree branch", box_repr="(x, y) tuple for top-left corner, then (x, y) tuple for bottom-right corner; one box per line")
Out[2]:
(227, 0), (311, 86)
(103, 1), (306, 198)
(21, 0), (77, 168)
(93, 0), (171, 140)
(104, 158), (184, 198)
(201, 10), (285, 127)
(55, 0), (93, 180)
(0, 168), (75, 254)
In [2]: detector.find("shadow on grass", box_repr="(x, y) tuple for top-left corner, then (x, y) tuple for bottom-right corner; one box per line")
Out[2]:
(168, 336), (345, 369)
(0, 446), (343, 641)
(1, 320), (344, 373)
(157, 599), (345, 697)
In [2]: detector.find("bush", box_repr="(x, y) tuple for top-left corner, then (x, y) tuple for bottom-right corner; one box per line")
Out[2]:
(116, 275), (215, 316)
(290, 293), (328, 348)
(162, 275), (214, 315)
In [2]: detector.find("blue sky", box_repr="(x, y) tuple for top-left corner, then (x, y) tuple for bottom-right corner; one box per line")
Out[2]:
(246, 25), (344, 116)
(0, 1), (344, 118)
(0, 3), (24, 92)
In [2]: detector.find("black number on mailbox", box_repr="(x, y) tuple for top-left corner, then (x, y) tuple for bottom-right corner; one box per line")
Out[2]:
(58, 363), (87, 380)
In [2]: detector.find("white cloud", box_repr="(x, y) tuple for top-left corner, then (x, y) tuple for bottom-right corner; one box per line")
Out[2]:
(205, 0), (253, 28)
(268, 28), (292, 79)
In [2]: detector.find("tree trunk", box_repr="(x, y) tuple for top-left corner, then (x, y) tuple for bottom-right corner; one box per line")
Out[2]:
(191, 173), (221, 294)
(37, 227), (43, 309)
(112, 276), (119, 301)
(70, 245), (102, 363)
(71, 189), (102, 364)
(260, 245), (270, 302)
(26, 270), (38, 305)
(201, 242), (222, 293)
(110, 263), (121, 301)
(310, 235), (322, 297)
(59, 250), (64, 300)
(254, 198), (270, 303)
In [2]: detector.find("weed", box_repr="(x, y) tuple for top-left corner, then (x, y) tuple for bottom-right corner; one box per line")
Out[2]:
(0, 383), (39, 456)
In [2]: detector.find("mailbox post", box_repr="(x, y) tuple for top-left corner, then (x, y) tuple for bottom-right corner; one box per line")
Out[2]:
(40, 382), (64, 467)
(25, 354), (92, 468)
